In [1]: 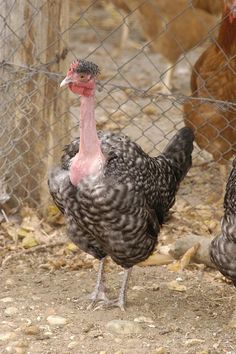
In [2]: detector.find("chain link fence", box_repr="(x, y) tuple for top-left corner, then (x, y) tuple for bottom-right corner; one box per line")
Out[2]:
(0, 0), (235, 236)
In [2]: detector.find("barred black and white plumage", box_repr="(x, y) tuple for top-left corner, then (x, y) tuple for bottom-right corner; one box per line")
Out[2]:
(49, 129), (194, 268)
(210, 158), (236, 286)
(49, 59), (194, 310)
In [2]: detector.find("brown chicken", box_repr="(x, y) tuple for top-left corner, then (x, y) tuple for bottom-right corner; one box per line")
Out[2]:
(109, 0), (221, 91)
(184, 0), (236, 199)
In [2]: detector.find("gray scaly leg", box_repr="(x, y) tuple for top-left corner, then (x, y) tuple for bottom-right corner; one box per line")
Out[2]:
(94, 268), (132, 311)
(87, 258), (109, 309)
(115, 268), (132, 311)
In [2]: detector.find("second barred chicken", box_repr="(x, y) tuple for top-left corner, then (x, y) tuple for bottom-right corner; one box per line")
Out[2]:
(48, 59), (194, 310)
(210, 158), (236, 286)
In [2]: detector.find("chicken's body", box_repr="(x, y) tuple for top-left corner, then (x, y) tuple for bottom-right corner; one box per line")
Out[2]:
(49, 129), (193, 268)
(48, 59), (194, 309)
(210, 158), (236, 286)
(184, 6), (236, 163)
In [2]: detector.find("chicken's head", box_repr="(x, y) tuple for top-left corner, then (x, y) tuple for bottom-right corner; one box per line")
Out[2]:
(224, 0), (236, 22)
(60, 59), (100, 96)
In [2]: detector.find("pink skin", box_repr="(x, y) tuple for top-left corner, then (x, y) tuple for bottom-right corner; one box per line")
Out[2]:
(61, 64), (105, 186)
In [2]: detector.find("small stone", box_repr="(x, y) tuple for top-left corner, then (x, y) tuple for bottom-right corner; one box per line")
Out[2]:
(176, 277), (183, 282)
(15, 349), (27, 354)
(148, 284), (160, 291)
(156, 348), (166, 354)
(37, 332), (52, 340)
(47, 315), (67, 326)
(134, 316), (154, 323)
(197, 351), (209, 354)
(132, 285), (144, 291)
(99, 352), (107, 354)
(166, 280), (187, 292)
(4, 307), (18, 317)
(114, 351), (123, 354)
(32, 295), (41, 301)
(0, 332), (16, 341)
(106, 320), (142, 334)
(23, 325), (40, 335)
(185, 338), (205, 346)
(0, 297), (14, 303)
(6, 279), (14, 286)
(68, 341), (79, 349)
(15, 340), (28, 348)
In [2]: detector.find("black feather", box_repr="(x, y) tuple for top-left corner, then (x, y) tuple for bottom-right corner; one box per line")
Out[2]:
(74, 59), (100, 77)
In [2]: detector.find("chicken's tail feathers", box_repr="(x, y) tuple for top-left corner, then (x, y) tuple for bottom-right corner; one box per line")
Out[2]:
(162, 127), (194, 181)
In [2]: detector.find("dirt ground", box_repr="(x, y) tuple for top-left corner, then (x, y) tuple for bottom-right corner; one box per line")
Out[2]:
(1, 2), (236, 354)
(1, 240), (236, 354)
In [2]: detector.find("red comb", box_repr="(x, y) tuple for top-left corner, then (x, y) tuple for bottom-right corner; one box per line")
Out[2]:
(70, 59), (80, 70)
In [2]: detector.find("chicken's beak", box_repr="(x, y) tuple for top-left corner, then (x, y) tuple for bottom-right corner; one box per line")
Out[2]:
(60, 76), (73, 87)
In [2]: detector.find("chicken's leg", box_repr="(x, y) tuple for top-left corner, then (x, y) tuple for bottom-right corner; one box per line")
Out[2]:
(120, 17), (129, 52)
(104, 268), (132, 311)
(115, 268), (132, 311)
(87, 258), (109, 309)
(92, 268), (132, 311)
(147, 65), (174, 95)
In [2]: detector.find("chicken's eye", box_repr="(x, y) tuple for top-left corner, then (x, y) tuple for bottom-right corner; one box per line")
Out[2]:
(78, 73), (89, 81)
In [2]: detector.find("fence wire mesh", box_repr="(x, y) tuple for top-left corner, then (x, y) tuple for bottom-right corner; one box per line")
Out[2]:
(0, 0), (235, 239)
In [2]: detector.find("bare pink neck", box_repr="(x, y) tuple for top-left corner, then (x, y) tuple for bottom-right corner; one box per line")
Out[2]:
(79, 95), (101, 155)
(69, 93), (105, 186)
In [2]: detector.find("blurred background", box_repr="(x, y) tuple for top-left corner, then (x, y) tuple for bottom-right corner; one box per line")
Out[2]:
(0, 0), (233, 242)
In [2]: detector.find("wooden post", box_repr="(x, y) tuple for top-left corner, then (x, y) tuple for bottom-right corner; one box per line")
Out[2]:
(0, 0), (70, 214)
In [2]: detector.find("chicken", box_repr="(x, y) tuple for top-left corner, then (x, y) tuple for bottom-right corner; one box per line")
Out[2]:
(183, 0), (236, 200)
(210, 157), (236, 286)
(109, 0), (220, 92)
(48, 59), (194, 310)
